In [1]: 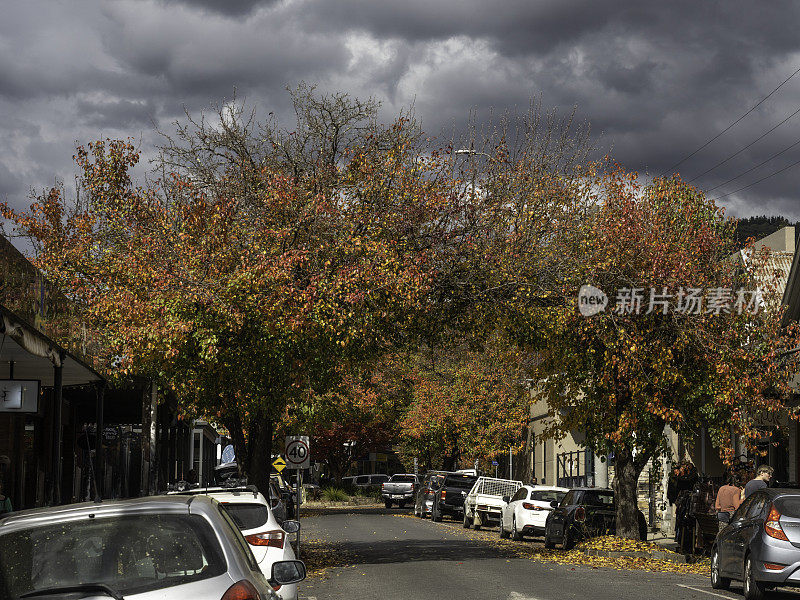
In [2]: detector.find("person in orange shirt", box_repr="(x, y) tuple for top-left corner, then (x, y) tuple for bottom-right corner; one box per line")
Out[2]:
(715, 474), (743, 532)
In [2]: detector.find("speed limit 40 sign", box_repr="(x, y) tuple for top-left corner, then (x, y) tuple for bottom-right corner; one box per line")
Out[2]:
(285, 436), (310, 469)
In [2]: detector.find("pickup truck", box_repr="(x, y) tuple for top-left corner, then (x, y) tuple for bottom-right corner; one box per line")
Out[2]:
(463, 476), (523, 529)
(381, 473), (419, 508)
(431, 472), (478, 521)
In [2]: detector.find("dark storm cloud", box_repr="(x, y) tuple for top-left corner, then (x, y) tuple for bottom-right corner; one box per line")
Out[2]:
(76, 98), (159, 129)
(159, 0), (275, 17)
(3, 0), (800, 220)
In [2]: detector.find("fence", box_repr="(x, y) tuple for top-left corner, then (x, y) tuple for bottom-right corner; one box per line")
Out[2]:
(556, 449), (594, 488)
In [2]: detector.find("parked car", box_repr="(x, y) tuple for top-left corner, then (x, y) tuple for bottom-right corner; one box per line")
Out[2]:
(431, 472), (478, 521)
(271, 474), (297, 519)
(381, 473), (419, 509)
(0, 495), (305, 600)
(415, 471), (450, 517)
(544, 487), (648, 549)
(463, 476), (524, 529)
(500, 485), (569, 540)
(268, 478), (289, 523)
(343, 474), (390, 489)
(712, 487), (800, 599)
(168, 485), (304, 600)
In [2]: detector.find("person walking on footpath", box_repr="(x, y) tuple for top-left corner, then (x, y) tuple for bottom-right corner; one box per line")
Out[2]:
(714, 474), (742, 531)
(743, 464), (774, 500)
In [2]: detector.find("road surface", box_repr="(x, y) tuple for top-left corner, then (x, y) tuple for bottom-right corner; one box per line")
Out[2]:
(299, 507), (800, 600)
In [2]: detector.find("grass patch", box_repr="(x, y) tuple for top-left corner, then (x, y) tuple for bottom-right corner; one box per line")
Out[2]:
(321, 487), (350, 502)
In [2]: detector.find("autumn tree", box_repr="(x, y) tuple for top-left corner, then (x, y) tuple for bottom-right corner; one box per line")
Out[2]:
(527, 170), (800, 539)
(2, 89), (457, 495)
(396, 333), (532, 473)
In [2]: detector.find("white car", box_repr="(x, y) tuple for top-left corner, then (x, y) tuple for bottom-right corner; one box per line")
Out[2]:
(171, 486), (302, 600)
(499, 485), (569, 540)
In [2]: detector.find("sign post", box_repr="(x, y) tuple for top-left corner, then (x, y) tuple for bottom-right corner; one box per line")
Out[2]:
(285, 436), (310, 558)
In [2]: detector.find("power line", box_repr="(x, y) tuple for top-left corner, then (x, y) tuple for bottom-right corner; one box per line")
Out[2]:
(708, 155), (800, 201)
(660, 64), (800, 178)
(686, 104), (800, 183)
(703, 136), (800, 193)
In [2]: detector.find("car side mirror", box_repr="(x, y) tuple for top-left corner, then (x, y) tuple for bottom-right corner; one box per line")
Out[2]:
(550, 501), (559, 509)
(503, 496), (511, 504)
(270, 560), (306, 585)
(282, 520), (301, 534)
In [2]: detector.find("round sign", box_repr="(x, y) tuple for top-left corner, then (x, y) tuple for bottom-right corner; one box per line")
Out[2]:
(285, 439), (309, 467)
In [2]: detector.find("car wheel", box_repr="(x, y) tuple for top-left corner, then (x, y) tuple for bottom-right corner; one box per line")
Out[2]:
(384, 500), (393, 509)
(710, 546), (730, 590)
(743, 555), (768, 600)
(463, 511), (471, 528)
(511, 517), (523, 541)
(544, 534), (556, 549)
(473, 510), (482, 530)
(499, 518), (510, 539)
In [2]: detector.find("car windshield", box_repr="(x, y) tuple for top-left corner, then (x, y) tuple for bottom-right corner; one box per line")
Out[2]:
(530, 490), (566, 503)
(581, 491), (615, 506)
(390, 475), (416, 483)
(0, 513), (226, 599)
(224, 502), (270, 530)
(445, 475), (477, 489)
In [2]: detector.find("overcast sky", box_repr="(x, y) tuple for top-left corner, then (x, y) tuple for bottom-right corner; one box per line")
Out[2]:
(3, 0), (800, 226)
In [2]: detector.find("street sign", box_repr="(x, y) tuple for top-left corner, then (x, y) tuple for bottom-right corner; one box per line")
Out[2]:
(272, 456), (286, 473)
(491, 461), (499, 466)
(285, 436), (310, 469)
(0, 380), (39, 413)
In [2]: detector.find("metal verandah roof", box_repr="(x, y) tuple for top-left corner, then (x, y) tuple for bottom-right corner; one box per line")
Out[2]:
(0, 304), (103, 387)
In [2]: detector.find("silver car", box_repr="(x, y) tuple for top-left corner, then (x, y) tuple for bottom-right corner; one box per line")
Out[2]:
(0, 495), (305, 600)
(712, 487), (800, 599)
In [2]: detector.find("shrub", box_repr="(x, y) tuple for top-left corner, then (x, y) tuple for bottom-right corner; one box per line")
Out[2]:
(321, 487), (349, 503)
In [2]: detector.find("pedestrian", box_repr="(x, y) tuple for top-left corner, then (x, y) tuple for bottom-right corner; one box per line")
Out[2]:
(743, 464), (774, 499)
(0, 480), (12, 515)
(714, 474), (742, 532)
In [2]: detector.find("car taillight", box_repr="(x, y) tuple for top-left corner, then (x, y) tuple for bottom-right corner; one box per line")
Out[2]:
(221, 580), (260, 600)
(522, 502), (542, 511)
(765, 505), (789, 541)
(245, 529), (286, 548)
(575, 506), (586, 523)
(441, 489), (446, 501)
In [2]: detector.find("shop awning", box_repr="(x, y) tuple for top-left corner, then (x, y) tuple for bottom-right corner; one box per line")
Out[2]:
(0, 305), (103, 387)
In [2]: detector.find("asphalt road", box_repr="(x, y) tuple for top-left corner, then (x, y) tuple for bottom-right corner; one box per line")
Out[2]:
(298, 507), (800, 600)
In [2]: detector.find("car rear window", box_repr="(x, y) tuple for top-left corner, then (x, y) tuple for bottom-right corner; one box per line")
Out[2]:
(0, 513), (225, 598)
(223, 502), (270, 530)
(445, 475), (477, 489)
(390, 475), (416, 483)
(581, 490), (615, 506)
(530, 490), (566, 503)
(774, 496), (800, 517)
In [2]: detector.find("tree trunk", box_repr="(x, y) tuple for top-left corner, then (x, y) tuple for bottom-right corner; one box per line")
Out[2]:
(245, 417), (274, 497)
(225, 409), (274, 498)
(613, 449), (645, 540)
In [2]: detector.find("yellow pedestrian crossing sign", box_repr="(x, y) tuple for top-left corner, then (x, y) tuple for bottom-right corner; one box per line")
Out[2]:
(272, 456), (286, 473)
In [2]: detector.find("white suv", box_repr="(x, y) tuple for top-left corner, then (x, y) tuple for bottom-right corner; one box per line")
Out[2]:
(170, 486), (302, 600)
